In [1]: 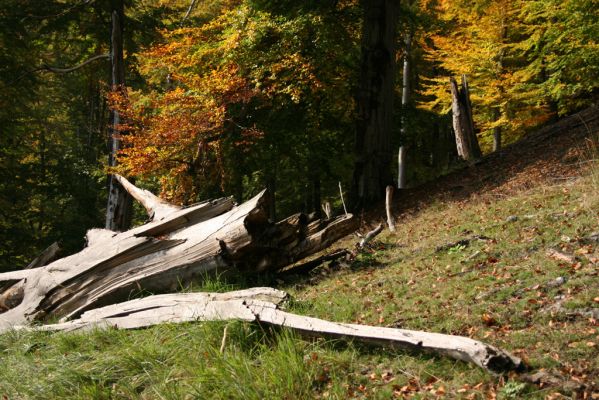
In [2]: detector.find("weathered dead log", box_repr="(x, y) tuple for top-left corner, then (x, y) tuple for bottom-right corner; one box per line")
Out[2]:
(397, 145), (407, 189)
(0, 176), (356, 330)
(22, 288), (521, 374)
(338, 182), (348, 216)
(250, 302), (521, 374)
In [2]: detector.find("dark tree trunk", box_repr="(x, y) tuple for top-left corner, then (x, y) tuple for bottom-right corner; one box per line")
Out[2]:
(493, 108), (502, 152)
(431, 120), (442, 169)
(398, 32), (411, 189)
(105, 1), (133, 231)
(311, 175), (321, 219)
(266, 175), (276, 222)
(351, 0), (399, 208)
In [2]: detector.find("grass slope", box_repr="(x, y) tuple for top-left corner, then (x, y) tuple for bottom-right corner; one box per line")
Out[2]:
(1, 132), (597, 399)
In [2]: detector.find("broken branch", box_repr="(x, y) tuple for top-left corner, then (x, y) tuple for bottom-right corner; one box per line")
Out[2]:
(358, 223), (384, 249)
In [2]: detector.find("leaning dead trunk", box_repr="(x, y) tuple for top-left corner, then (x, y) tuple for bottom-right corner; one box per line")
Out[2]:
(450, 75), (482, 162)
(0, 176), (356, 330)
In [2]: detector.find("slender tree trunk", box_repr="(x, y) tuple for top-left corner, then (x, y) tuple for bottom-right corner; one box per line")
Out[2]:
(105, 2), (133, 231)
(311, 175), (321, 219)
(398, 32), (411, 189)
(397, 146), (407, 189)
(351, 0), (399, 208)
(234, 172), (243, 204)
(493, 19), (507, 153)
(266, 175), (276, 222)
(401, 34), (411, 108)
(493, 108), (502, 152)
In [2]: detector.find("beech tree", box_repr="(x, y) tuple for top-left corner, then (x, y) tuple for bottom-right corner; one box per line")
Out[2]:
(351, 0), (399, 208)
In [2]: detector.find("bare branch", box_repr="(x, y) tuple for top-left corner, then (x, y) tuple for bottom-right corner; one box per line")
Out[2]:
(11, 53), (110, 83)
(182, 0), (198, 22)
(338, 182), (348, 216)
(358, 223), (383, 248)
(42, 53), (110, 74)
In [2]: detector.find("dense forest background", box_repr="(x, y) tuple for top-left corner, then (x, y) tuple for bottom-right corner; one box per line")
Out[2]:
(1, 0), (597, 272)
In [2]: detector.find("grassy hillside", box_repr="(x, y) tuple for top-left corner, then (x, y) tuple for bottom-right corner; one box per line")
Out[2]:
(1, 127), (597, 398)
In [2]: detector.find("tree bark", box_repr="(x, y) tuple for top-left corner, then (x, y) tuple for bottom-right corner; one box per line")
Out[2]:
(351, 0), (399, 208)
(0, 176), (357, 330)
(450, 75), (482, 162)
(105, 2), (133, 231)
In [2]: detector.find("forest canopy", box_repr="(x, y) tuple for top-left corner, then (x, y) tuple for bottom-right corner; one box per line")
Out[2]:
(1, 0), (597, 271)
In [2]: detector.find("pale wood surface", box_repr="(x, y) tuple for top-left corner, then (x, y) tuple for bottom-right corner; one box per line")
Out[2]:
(0, 177), (355, 331)
(19, 288), (521, 374)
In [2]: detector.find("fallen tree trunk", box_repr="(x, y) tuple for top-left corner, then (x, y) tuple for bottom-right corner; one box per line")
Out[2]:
(0, 176), (357, 330)
(22, 287), (521, 374)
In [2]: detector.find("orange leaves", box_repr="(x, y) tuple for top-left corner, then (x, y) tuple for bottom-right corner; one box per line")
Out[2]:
(481, 313), (498, 327)
(107, 11), (263, 201)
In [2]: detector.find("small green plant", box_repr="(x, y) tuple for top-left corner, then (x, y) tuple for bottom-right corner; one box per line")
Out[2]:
(500, 381), (528, 399)
(447, 243), (466, 254)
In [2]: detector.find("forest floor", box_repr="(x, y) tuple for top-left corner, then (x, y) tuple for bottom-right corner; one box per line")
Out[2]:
(1, 113), (598, 399)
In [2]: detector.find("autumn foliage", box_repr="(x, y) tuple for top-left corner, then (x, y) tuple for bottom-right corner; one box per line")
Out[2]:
(110, 3), (359, 207)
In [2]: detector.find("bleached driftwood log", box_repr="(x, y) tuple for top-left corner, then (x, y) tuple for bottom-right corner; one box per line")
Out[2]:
(0, 176), (357, 330)
(22, 287), (521, 374)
